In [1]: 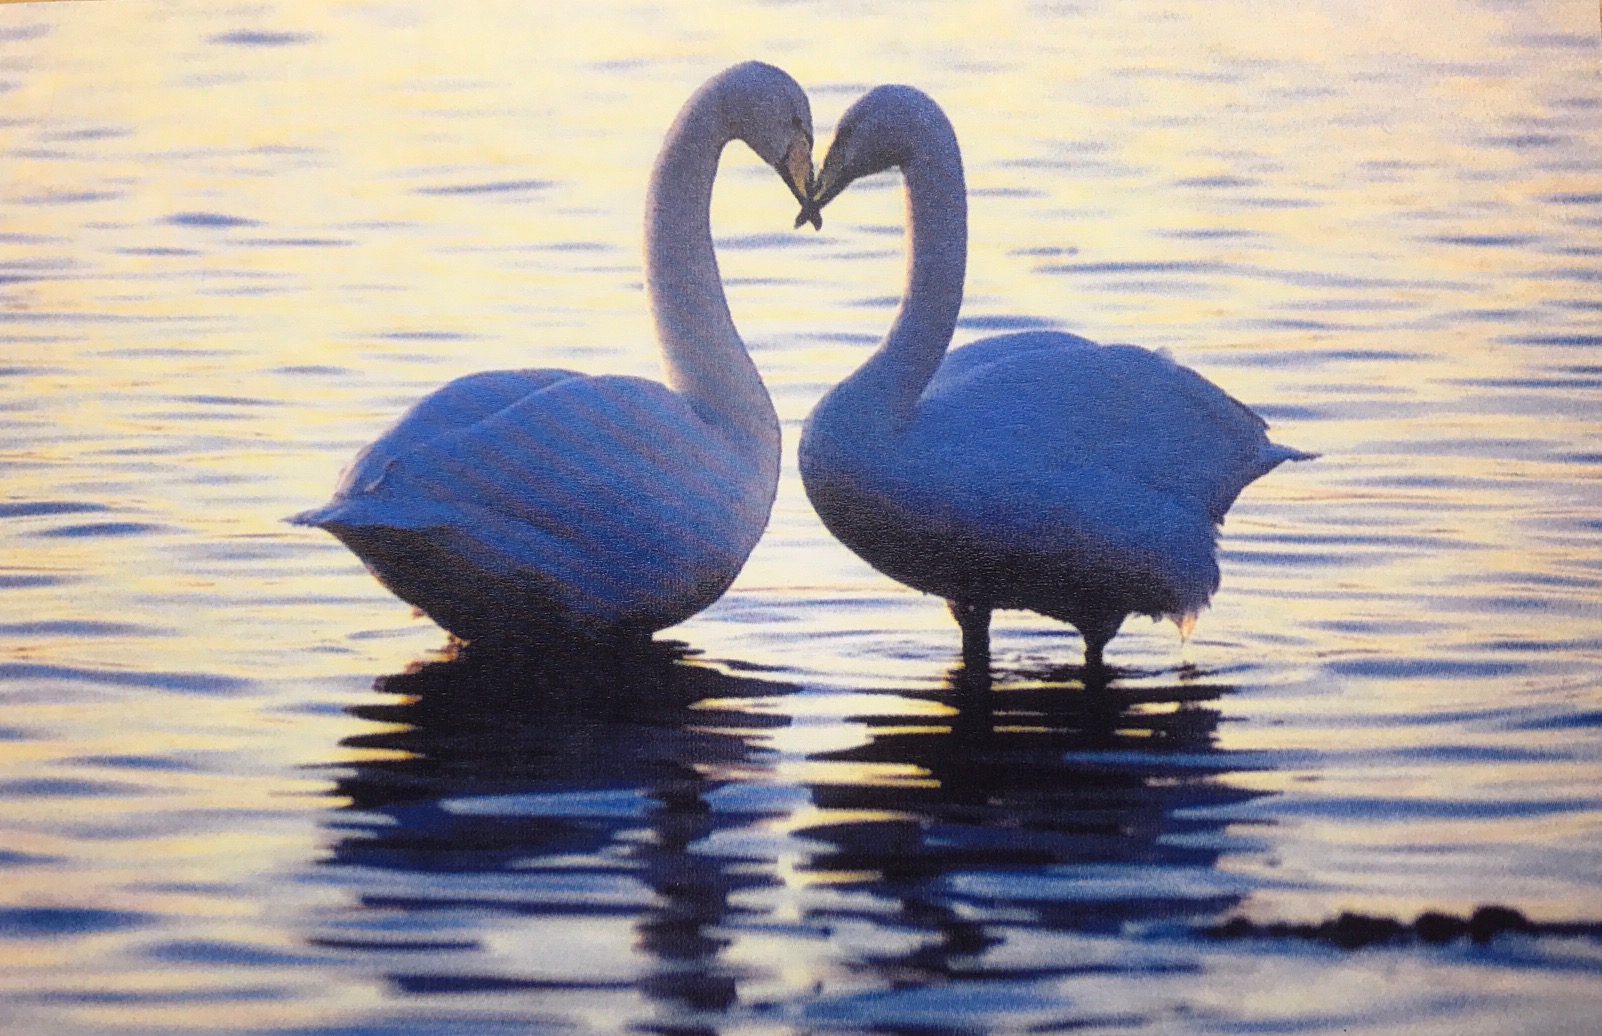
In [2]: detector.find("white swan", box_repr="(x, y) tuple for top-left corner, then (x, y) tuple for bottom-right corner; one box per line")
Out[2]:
(798, 85), (1314, 667)
(292, 62), (816, 645)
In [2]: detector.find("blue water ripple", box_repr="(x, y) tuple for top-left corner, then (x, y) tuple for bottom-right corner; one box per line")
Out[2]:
(144, 938), (334, 967)
(0, 662), (254, 696)
(0, 906), (154, 939)
(440, 788), (653, 819)
(0, 777), (154, 798)
(0, 501), (111, 518)
(30, 521), (176, 538)
(208, 31), (315, 48)
(414, 179), (554, 197)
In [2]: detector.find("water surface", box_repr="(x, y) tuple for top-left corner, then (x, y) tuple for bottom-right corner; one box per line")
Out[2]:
(1, 1), (1600, 1033)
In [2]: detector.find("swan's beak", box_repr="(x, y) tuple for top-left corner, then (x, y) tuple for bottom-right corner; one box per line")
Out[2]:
(778, 136), (820, 230)
(795, 157), (847, 230)
(810, 169), (848, 212)
(794, 179), (823, 231)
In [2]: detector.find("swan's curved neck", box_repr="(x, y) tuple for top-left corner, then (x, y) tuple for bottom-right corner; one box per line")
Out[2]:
(645, 90), (777, 446)
(849, 127), (967, 422)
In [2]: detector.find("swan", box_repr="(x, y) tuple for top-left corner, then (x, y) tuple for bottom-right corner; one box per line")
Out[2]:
(797, 85), (1314, 668)
(291, 62), (816, 645)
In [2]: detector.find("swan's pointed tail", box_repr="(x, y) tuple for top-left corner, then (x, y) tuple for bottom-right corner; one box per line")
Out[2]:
(286, 509), (323, 528)
(287, 493), (452, 532)
(288, 499), (378, 530)
(286, 503), (337, 528)
(1248, 441), (1319, 485)
(1269, 442), (1320, 464)
(1210, 440), (1319, 524)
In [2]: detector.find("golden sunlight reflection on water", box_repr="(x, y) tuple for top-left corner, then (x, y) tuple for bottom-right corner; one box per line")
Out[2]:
(1, 1), (1600, 1033)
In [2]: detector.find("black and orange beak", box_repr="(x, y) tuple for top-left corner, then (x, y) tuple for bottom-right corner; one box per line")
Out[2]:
(777, 135), (819, 230)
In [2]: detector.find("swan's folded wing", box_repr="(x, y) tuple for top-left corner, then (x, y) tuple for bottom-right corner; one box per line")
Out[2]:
(312, 373), (769, 614)
(930, 329), (1100, 383)
(328, 368), (582, 501)
(925, 335), (1284, 523)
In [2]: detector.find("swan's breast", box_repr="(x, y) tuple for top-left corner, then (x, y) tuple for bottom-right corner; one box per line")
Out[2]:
(804, 367), (1224, 619)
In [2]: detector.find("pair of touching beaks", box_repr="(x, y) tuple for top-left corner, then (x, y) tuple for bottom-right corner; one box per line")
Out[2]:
(790, 164), (842, 232)
(773, 135), (826, 232)
(793, 172), (826, 231)
(784, 157), (845, 233)
(775, 124), (842, 231)
(776, 127), (850, 230)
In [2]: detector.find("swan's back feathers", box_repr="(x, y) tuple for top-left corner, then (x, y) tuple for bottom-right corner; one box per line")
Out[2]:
(929, 329), (1100, 381)
(920, 331), (1295, 524)
(296, 370), (778, 632)
(328, 368), (581, 504)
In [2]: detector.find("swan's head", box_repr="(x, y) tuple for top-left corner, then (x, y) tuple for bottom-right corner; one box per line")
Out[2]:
(715, 61), (818, 227)
(798, 84), (956, 229)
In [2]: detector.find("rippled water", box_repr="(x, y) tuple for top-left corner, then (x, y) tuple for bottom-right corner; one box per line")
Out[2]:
(2, 2), (1601, 1033)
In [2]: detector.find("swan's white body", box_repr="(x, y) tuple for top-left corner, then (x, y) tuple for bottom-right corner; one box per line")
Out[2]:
(799, 86), (1313, 665)
(292, 63), (815, 644)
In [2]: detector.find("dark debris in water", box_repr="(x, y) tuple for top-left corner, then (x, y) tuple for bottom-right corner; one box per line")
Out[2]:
(1203, 905), (1602, 950)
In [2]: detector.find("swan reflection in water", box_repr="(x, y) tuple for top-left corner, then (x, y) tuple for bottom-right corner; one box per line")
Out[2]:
(313, 649), (1270, 1032)
(318, 640), (792, 1023)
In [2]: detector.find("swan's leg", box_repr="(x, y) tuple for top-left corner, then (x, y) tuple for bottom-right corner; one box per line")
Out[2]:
(948, 599), (992, 669)
(1077, 610), (1125, 670)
